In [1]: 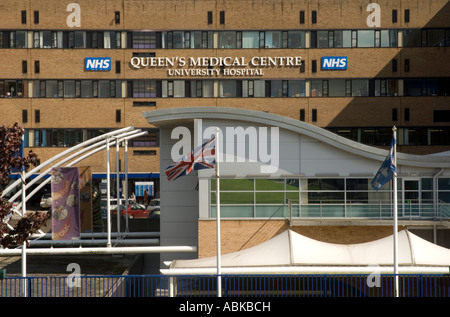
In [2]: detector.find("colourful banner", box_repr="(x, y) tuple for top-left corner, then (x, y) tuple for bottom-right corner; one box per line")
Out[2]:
(51, 167), (81, 240)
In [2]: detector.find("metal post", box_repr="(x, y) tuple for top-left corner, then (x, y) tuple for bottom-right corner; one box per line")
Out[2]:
(124, 139), (129, 232)
(215, 128), (221, 297)
(392, 126), (399, 297)
(106, 137), (112, 247)
(21, 170), (27, 297)
(116, 137), (121, 234)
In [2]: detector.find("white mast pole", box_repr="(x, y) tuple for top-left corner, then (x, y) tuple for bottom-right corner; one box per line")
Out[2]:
(215, 128), (221, 297)
(392, 126), (399, 297)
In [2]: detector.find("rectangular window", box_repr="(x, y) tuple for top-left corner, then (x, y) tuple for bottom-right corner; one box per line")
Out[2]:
(22, 110), (28, 123)
(392, 9), (398, 23)
(133, 150), (157, 156)
(405, 9), (410, 23)
(220, 11), (225, 24)
(433, 110), (450, 122)
(21, 10), (26, 24)
(300, 11), (305, 24)
(219, 80), (237, 97)
(116, 109), (121, 122)
(288, 31), (305, 48)
(322, 80), (329, 97)
(404, 108), (410, 121)
(242, 31), (259, 48)
(392, 108), (398, 121)
(81, 80), (93, 98)
(34, 11), (39, 24)
(219, 31), (237, 48)
(392, 59), (398, 72)
(312, 109), (317, 122)
(404, 59), (410, 72)
(351, 30), (358, 47)
(265, 31), (283, 48)
(115, 60), (120, 74)
(22, 60), (27, 73)
(310, 80), (322, 97)
(207, 11), (213, 24)
(357, 30), (375, 47)
(352, 80), (369, 96)
(311, 10), (317, 24)
(311, 60), (317, 73)
(115, 11), (120, 24)
(35, 60), (40, 74)
(35, 110), (40, 123)
(403, 29), (421, 47)
(300, 109), (305, 121)
(328, 79), (346, 97)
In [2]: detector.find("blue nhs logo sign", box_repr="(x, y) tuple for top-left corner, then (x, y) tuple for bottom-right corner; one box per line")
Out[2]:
(85, 57), (111, 71)
(321, 56), (347, 70)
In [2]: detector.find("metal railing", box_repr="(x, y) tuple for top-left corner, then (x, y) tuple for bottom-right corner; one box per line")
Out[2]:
(1, 274), (449, 297)
(288, 200), (450, 221)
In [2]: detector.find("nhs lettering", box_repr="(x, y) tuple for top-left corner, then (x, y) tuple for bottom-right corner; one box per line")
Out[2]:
(321, 56), (348, 70)
(85, 57), (111, 71)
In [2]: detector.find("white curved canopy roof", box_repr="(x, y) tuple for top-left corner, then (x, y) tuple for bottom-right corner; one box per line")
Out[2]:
(144, 107), (450, 168)
(162, 230), (450, 275)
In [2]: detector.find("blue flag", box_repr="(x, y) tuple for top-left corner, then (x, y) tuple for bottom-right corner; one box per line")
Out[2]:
(371, 136), (397, 191)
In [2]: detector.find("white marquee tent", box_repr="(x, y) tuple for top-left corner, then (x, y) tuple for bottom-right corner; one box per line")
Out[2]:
(161, 230), (450, 275)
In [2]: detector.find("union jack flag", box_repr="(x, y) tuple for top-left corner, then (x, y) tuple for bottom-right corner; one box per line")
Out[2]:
(165, 137), (216, 181)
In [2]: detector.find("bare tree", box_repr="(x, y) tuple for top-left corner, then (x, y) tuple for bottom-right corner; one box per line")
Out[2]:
(0, 123), (49, 249)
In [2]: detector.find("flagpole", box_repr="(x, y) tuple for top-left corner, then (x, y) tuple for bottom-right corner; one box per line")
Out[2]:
(392, 126), (398, 297)
(215, 128), (221, 297)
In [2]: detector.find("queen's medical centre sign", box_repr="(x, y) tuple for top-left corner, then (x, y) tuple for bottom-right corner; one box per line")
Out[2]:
(130, 55), (303, 77)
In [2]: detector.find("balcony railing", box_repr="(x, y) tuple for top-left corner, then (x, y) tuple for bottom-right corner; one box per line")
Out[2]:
(288, 200), (450, 221)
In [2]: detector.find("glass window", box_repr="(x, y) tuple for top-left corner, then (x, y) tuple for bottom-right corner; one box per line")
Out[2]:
(171, 31), (186, 48)
(288, 80), (305, 97)
(202, 80), (214, 97)
(219, 80), (237, 97)
(310, 80), (322, 97)
(81, 80), (92, 97)
(219, 31), (237, 48)
(132, 31), (157, 48)
(404, 79), (423, 96)
(317, 30), (329, 48)
(45, 80), (58, 98)
(270, 81), (285, 97)
(212, 179), (254, 191)
(64, 80), (75, 98)
(173, 80), (185, 97)
(430, 128), (450, 145)
(288, 31), (305, 48)
(357, 30), (374, 47)
(352, 79), (369, 96)
(15, 31), (27, 48)
(242, 31), (259, 48)
(427, 29), (446, 47)
(403, 29), (421, 47)
(328, 79), (346, 97)
(98, 80), (110, 98)
(256, 179), (284, 190)
(265, 31), (282, 48)
(190, 31), (210, 48)
(333, 30), (344, 48)
(380, 30), (398, 47)
(74, 31), (85, 48)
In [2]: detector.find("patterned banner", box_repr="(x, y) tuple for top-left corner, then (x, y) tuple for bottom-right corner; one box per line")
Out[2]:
(51, 167), (81, 240)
